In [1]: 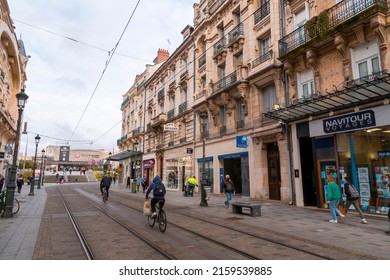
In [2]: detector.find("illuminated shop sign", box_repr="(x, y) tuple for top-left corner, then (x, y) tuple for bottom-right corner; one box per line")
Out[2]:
(323, 110), (376, 134)
(378, 150), (390, 158)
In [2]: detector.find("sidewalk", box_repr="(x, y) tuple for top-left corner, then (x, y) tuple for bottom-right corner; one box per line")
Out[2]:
(1, 182), (389, 259)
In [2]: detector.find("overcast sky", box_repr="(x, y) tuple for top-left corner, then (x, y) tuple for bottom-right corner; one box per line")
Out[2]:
(8, 0), (195, 157)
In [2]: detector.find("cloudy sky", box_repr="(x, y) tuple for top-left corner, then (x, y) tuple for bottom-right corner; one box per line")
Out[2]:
(8, 0), (195, 156)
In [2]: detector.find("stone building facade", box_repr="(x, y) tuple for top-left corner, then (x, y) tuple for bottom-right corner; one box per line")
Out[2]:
(0, 0), (29, 179)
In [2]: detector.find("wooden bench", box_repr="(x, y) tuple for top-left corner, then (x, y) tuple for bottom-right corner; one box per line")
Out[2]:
(231, 202), (262, 217)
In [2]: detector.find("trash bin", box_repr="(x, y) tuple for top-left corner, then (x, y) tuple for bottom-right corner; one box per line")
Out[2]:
(131, 181), (137, 193)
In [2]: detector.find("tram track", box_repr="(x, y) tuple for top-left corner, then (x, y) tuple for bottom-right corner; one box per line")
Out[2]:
(57, 187), (175, 260)
(105, 192), (336, 260)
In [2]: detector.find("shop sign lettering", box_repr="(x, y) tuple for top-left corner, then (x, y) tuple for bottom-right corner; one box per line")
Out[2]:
(323, 110), (376, 133)
(378, 150), (390, 158)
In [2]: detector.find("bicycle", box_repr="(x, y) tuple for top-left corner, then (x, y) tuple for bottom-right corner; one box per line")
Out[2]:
(102, 187), (108, 203)
(0, 190), (20, 215)
(147, 199), (167, 232)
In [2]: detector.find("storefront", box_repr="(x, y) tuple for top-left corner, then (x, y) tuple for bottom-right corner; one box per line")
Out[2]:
(165, 156), (192, 191)
(143, 158), (155, 187)
(308, 104), (390, 215)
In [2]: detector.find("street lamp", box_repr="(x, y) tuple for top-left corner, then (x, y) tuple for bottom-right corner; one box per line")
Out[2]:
(29, 134), (40, 196)
(200, 111), (208, 207)
(2, 88), (29, 218)
(37, 149), (45, 189)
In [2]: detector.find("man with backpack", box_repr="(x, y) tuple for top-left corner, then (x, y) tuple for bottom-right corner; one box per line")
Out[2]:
(145, 175), (166, 218)
(343, 176), (367, 224)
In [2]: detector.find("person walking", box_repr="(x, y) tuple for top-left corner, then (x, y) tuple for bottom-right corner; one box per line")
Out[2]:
(326, 172), (345, 223)
(141, 176), (148, 193)
(136, 176), (142, 192)
(223, 174), (235, 208)
(16, 176), (24, 193)
(343, 176), (367, 224)
(126, 176), (131, 189)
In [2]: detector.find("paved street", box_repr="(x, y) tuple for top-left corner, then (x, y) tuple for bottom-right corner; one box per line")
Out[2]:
(1, 181), (389, 260)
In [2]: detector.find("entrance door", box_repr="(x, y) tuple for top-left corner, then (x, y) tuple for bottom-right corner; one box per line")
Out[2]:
(267, 143), (281, 200)
(317, 160), (337, 207)
(241, 156), (250, 196)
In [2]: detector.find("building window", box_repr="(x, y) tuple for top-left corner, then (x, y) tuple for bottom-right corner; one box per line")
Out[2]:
(351, 40), (381, 79)
(297, 69), (315, 98)
(262, 84), (276, 112)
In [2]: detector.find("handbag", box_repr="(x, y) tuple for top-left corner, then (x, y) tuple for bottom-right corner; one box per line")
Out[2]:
(143, 200), (151, 216)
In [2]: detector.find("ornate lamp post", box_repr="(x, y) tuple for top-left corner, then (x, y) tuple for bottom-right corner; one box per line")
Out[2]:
(2, 88), (29, 218)
(37, 149), (45, 189)
(200, 111), (208, 207)
(29, 134), (40, 196)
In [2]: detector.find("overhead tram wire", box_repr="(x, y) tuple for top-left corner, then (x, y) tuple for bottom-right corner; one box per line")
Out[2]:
(91, 119), (122, 145)
(68, 0), (141, 142)
(26, 131), (93, 145)
(12, 18), (152, 63)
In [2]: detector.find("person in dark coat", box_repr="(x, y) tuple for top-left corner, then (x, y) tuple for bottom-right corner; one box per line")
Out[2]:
(17, 176), (24, 193)
(100, 174), (111, 198)
(145, 175), (166, 218)
(126, 176), (131, 189)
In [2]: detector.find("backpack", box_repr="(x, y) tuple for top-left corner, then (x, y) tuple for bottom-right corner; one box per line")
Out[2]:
(346, 183), (360, 199)
(153, 182), (166, 196)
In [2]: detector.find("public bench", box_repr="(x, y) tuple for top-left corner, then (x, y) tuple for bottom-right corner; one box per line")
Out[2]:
(231, 202), (262, 217)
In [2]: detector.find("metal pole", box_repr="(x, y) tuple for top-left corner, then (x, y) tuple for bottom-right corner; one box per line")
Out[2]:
(200, 113), (208, 207)
(29, 142), (39, 196)
(37, 153), (44, 189)
(42, 156), (46, 186)
(2, 107), (23, 217)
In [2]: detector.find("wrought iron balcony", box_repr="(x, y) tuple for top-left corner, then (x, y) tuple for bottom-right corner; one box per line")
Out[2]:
(213, 71), (237, 93)
(121, 97), (129, 109)
(252, 51), (271, 68)
(236, 120), (245, 129)
(178, 101), (187, 114)
(168, 141), (174, 147)
(254, 0), (270, 25)
(213, 37), (226, 57)
(167, 108), (175, 120)
(137, 80), (145, 92)
(279, 0), (388, 58)
(228, 23), (244, 46)
(219, 125), (227, 134)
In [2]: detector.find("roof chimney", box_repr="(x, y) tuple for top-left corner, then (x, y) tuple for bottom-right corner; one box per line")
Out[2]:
(154, 48), (169, 64)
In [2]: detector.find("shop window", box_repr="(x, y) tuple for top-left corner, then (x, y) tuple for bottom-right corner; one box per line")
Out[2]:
(198, 160), (214, 191)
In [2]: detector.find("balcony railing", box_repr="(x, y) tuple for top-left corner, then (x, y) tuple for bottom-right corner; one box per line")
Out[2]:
(219, 125), (227, 134)
(198, 52), (206, 68)
(279, 0), (388, 57)
(121, 97), (129, 108)
(167, 108), (175, 120)
(236, 120), (245, 129)
(210, 0), (227, 14)
(252, 51), (271, 68)
(254, 0), (270, 25)
(178, 101), (187, 114)
(213, 37), (226, 57)
(213, 71), (237, 93)
(228, 23), (243, 45)
(168, 141), (174, 147)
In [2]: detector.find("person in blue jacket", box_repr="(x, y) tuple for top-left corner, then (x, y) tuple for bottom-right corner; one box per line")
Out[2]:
(145, 175), (166, 218)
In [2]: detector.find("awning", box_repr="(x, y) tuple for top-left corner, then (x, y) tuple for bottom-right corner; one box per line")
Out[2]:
(263, 70), (390, 122)
(107, 150), (141, 161)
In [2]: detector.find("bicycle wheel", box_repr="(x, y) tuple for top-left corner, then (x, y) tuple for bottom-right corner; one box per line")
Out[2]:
(147, 214), (155, 227)
(102, 191), (107, 203)
(158, 210), (167, 232)
(13, 198), (20, 214)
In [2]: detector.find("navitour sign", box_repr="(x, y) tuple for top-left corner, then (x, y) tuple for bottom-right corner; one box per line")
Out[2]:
(309, 104), (390, 137)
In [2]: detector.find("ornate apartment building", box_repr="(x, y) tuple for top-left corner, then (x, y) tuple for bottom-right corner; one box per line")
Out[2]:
(0, 0), (29, 177)
(118, 0), (390, 213)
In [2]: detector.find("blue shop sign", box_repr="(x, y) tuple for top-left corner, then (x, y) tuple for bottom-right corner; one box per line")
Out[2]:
(378, 150), (390, 158)
(236, 136), (248, 148)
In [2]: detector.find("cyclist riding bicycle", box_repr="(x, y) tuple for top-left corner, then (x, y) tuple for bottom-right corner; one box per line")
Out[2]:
(145, 175), (166, 219)
(100, 174), (111, 199)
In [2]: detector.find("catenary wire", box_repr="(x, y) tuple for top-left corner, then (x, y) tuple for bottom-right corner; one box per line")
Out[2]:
(68, 0), (141, 142)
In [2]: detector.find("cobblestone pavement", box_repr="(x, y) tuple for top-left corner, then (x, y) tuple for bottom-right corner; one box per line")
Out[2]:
(1, 182), (389, 259)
